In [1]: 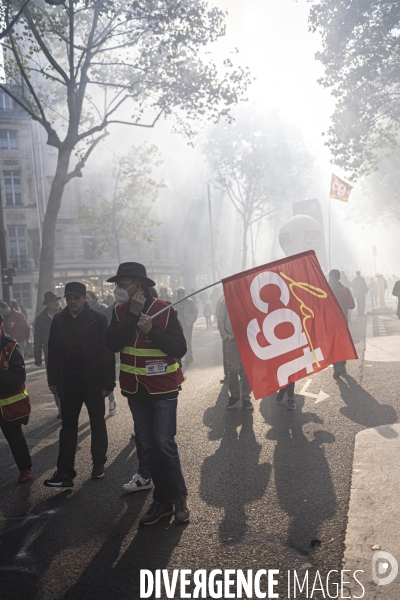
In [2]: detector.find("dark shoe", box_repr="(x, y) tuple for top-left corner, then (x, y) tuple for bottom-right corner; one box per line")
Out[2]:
(174, 496), (190, 523)
(140, 502), (174, 526)
(242, 399), (254, 410)
(18, 469), (32, 484)
(276, 389), (286, 403)
(226, 397), (240, 409)
(44, 471), (74, 487)
(220, 378), (229, 384)
(286, 398), (297, 411)
(91, 464), (105, 479)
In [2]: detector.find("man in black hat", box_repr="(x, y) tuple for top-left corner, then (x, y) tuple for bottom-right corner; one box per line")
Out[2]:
(107, 263), (189, 525)
(44, 282), (116, 487)
(34, 291), (62, 417)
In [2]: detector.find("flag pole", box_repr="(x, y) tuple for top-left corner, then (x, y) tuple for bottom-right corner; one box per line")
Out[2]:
(150, 280), (222, 320)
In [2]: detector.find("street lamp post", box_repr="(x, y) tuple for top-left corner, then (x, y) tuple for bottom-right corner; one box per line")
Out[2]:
(207, 184), (216, 282)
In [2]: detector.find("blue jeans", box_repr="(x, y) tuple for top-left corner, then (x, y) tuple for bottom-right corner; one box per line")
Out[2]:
(127, 395), (187, 508)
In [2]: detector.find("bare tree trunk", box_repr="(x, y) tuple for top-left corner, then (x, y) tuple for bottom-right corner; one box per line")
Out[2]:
(241, 220), (248, 271)
(35, 147), (72, 315)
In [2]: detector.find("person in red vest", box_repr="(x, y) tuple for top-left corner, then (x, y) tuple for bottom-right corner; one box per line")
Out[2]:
(107, 262), (189, 525)
(0, 300), (31, 357)
(0, 319), (32, 483)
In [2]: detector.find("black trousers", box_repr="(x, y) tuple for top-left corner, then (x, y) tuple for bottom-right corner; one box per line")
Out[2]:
(1, 422), (32, 471)
(276, 382), (295, 401)
(355, 294), (366, 315)
(57, 383), (107, 478)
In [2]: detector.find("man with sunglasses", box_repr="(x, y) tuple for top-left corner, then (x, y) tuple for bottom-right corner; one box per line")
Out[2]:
(44, 282), (115, 487)
(107, 262), (189, 525)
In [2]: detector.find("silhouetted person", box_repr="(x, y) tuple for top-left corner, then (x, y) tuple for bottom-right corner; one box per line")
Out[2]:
(329, 269), (355, 378)
(34, 291), (62, 417)
(352, 271), (368, 316)
(44, 282), (115, 488)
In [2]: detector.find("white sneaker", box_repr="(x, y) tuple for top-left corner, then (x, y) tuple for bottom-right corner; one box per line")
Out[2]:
(131, 431), (135, 438)
(109, 399), (117, 415)
(122, 473), (153, 492)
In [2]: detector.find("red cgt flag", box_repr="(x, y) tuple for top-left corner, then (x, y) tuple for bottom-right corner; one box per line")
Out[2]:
(222, 251), (357, 400)
(330, 173), (353, 203)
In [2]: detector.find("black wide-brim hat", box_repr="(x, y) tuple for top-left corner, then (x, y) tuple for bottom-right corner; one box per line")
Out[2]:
(107, 262), (156, 287)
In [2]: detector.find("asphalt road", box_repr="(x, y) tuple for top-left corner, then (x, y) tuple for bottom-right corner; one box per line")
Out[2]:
(1, 310), (400, 599)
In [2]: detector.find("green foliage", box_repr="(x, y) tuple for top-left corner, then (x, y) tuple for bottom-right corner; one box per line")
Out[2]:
(354, 145), (400, 223)
(205, 107), (312, 268)
(1, 0), (251, 155)
(78, 143), (162, 260)
(309, 0), (400, 177)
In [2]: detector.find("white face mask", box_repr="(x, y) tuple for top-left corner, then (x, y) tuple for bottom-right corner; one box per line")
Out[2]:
(114, 283), (135, 304)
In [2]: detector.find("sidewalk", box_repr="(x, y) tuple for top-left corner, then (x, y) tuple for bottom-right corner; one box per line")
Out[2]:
(343, 423), (400, 598)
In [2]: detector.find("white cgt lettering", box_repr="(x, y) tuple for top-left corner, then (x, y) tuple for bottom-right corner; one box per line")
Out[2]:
(250, 271), (290, 313)
(247, 273), (307, 360)
(277, 346), (324, 387)
(247, 309), (307, 360)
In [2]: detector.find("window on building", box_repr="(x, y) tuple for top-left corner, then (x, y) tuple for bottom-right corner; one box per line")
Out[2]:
(12, 283), (32, 309)
(0, 130), (18, 150)
(56, 229), (63, 250)
(3, 171), (23, 206)
(8, 225), (29, 270)
(0, 93), (13, 112)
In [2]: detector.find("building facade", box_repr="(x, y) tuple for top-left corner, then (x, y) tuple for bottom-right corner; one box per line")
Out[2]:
(0, 97), (186, 321)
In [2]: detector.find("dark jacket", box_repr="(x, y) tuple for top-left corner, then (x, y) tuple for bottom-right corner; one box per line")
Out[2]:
(0, 331), (28, 427)
(34, 307), (62, 365)
(352, 275), (368, 296)
(47, 303), (115, 398)
(329, 280), (355, 321)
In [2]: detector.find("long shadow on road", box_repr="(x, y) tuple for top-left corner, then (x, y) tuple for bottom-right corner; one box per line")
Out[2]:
(0, 432), (173, 600)
(337, 373), (398, 435)
(259, 395), (336, 555)
(200, 388), (271, 543)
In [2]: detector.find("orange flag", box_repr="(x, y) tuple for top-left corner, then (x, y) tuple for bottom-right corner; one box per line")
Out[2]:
(222, 251), (357, 399)
(330, 173), (353, 202)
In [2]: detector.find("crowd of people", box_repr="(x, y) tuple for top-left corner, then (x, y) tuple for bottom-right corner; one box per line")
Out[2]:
(1, 263), (400, 527)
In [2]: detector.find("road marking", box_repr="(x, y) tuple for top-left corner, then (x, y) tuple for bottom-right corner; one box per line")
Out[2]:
(378, 317), (387, 336)
(299, 379), (330, 404)
(26, 368), (46, 376)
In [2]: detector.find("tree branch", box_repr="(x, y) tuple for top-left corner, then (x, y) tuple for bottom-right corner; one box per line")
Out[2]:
(249, 207), (278, 226)
(0, 0), (31, 40)
(66, 132), (109, 182)
(22, 5), (70, 84)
